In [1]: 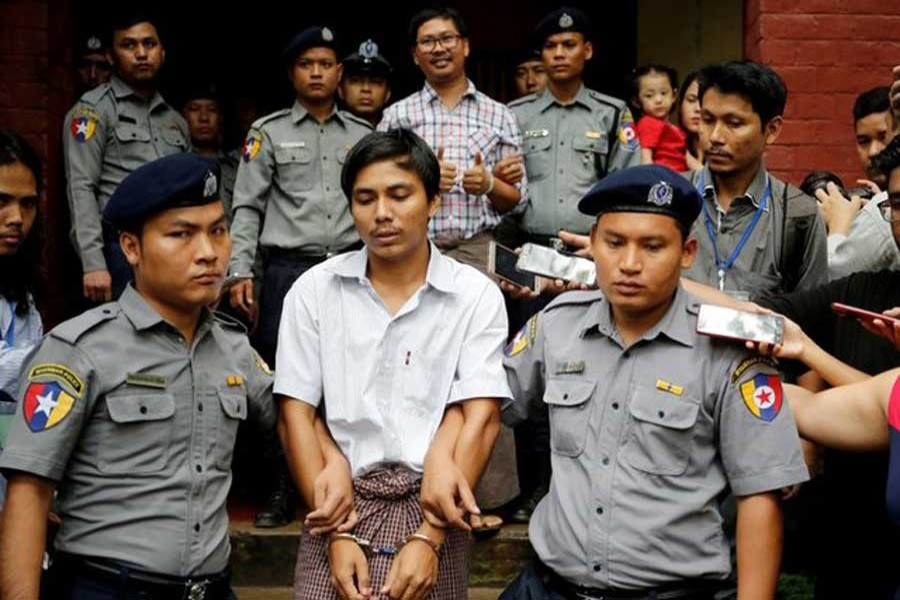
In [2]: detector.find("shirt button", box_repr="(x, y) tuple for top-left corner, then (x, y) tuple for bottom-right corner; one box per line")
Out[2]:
(602, 457), (610, 466)
(596, 506), (604, 515)
(195, 465), (202, 473)
(612, 402), (619, 410)
(623, 352), (631, 359)
(139, 406), (148, 414)
(658, 410), (665, 418)
(593, 564), (602, 572)
(559, 169), (563, 174)
(562, 393), (569, 400)
(559, 141), (564, 146)
(198, 403), (204, 412)
(558, 198), (564, 204)
(194, 524), (200, 533)
(327, 215), (332, 220)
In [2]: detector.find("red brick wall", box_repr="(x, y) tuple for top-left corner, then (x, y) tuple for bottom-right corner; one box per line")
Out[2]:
(0, 0), (76, 327)
(746, 0), (900, 187)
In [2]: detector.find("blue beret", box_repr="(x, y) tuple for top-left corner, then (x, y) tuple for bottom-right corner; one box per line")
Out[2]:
(103, 154), (221, 229)
(343, 39), (392, 79)
(532, 7), (592, 45)
(283, 26), (339, 65)
(577, 165), (701, 230)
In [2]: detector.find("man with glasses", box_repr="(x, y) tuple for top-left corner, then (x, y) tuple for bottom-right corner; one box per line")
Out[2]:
(377, 6), (526, 274)
(688, 136), (900, 600)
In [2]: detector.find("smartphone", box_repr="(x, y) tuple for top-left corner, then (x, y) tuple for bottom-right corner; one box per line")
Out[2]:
(696, 304), (784, 345)
(487, 241), (537, 289)
(515, 243), (596, 286)
(831, 302), (900, 325)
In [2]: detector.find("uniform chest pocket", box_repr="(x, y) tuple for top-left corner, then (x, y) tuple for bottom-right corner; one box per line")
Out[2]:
(215, 389), (248, 469)
(162, 127), (188, 151)
(274, 146), (315, 193)
(95, 391), (176, 474)
(522, 133), (552, 181)
(624, 387), (699, 476)
(114, 123), (152, 144)
(570, 136), (608, 184)
(544, 377), (595, 458)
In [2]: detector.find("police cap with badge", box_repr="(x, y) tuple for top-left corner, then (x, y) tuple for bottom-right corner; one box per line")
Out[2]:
(103, 154), (221, 231)
(283, 26), (340, 65)
(577, 164), (701, 232)
(532, 7), (593, 45)
(342, 39), (392, 79)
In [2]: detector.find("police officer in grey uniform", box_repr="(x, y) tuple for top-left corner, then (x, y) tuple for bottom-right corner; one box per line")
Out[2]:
(500, 166), (809, 600)
(339, 38), (393, 127)
(0, 153), (275, 600)
(227, 26), (372, 365)
(181, 81), (239, 217)
(509, 8), (641, 245)
(684, 61), (827, 298)
(227, 26), (371, 528)
(63, 12), (190, 304)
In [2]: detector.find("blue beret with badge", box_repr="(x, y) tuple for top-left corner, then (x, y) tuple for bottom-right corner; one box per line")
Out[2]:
(532, 7), (593, 45)
(103, 154), (221, 229)
(342, 39), (392, 79)
(577, 164), (701, 230)
(283, 26), (340, 65)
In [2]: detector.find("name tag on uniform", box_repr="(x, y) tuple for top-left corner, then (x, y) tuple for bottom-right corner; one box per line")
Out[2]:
(126, 372), (167, 389)
(585, 131), (602, 139)
(524, 129), (549, 139)
(278, 141), (306, 148)
(555, 360), (585, 375)
(656, 379), (684, 396)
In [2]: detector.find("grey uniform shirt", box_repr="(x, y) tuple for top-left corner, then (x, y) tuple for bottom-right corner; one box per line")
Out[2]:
(63, 76), (190, 272)
(228, 102), (372, 275)
(502, 287), (808, 590)
(0, 286), (275, 576)
(510, 86), (642, 236)
(684, 165), (828, 295)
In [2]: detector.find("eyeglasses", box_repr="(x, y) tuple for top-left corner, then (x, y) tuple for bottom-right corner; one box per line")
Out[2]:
(415, 34), (462, 53)
(877, 197), (900, 223)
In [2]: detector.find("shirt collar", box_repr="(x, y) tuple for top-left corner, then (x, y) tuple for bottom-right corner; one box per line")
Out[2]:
(540, 84), (591, 112)
(291, 100), (342, 125)
(111, 76), (164, 111)
(330, 243), (457, 294)
(119, 284), (214, 335)
(587, 285), (695, 348)
(700, 163), (770, 214)
(422, 79), (478, 104)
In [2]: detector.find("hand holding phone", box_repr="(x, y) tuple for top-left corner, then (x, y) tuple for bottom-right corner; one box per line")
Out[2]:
(487, 241), (537, 290)
(696, 304), (784, 346)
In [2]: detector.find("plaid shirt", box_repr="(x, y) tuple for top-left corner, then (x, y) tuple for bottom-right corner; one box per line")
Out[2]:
(378, 80), (527, 239)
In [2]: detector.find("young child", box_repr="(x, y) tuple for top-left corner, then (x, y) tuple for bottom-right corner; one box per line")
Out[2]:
(631, 64), (689, 172)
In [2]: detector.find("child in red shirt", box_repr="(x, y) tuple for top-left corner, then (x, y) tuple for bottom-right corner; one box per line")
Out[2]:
(630, 64), (688, 172)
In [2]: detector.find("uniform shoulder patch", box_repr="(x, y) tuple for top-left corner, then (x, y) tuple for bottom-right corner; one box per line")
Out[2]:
(70, 106), (101, 144)
(242, 128), (265, 163)
(23, 380), (78, 432)
(505, 314), (539, 357)
(545, 289), (604, 313)
(50, 305), (119, 344)
(740, 373), (783, 422)
(617, 111), (639, 152)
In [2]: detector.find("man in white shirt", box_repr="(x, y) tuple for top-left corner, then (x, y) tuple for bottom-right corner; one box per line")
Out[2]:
(277, 128), (510, 600)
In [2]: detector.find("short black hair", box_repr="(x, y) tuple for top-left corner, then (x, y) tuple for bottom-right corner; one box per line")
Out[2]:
(629, 64), (679, 118)
(0, 130), (43, 314)
(852, 86), (890, 123)
(110, 10), (163, 42)
(341, 129), (440, 202)
(871, 135), (900, 179)
(800, 170), (845, 198)
(408, 7), (468, 47)
(698, 61), (787, 127)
